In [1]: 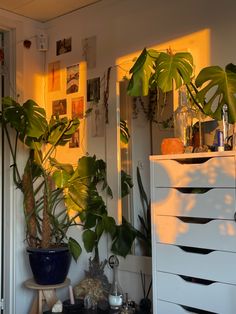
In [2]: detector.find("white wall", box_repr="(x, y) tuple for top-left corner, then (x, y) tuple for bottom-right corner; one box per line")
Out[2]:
(0, 8), (49, 314)
(2, 0), (236, 312)
(44, 0), (236, 306)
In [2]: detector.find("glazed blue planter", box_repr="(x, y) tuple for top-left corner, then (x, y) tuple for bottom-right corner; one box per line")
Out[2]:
(27, 247), (72, 285)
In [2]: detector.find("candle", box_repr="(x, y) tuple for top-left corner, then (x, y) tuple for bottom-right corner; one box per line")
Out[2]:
(69, 285), (75, 305)
(108, 294), (123, 308)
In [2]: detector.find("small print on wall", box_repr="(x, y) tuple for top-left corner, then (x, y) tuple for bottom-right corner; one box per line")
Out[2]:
(52, 99), (67, 115)
(66, 64), (79, 94)
(56, 37), (72, 56)
(87, 77), (100, 102)
(48, 61), (61, 92)
(72, 97), (84, 119)
(69, 129), (80, 148)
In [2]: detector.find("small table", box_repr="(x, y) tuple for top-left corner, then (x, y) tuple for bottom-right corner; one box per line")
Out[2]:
(24, 278), (70, 314)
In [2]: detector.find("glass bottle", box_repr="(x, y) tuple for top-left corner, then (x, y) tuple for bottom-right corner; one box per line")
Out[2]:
(174, 86), (193, 147)
(108, 256), (123, 310)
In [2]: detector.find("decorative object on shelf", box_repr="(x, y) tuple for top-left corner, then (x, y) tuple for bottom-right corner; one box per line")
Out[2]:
(161, 138), (185, 155)
(52, 300), (63, 313)
(74, 256), (110, 310)
(121, 293), (135, 314)
(108, 255), (123, 310)
(174, 86), (193, 147)
(137, 271), (152, 314)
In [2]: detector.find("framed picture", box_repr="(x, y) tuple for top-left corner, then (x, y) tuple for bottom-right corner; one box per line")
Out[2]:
(87, 77), (100, 102)
(69, 129), (80, 148)
(66, 64), (79, 94)
(72, 97), (84, 119)
(48, 61), (61, 92)
(52, 99), (67, 115)
(56, 37), (72, 56)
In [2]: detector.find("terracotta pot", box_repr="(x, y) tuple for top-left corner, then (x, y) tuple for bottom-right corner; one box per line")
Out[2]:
(161, 138), (184, 155)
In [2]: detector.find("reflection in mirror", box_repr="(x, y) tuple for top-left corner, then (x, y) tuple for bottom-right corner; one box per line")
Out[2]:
(119, 80), (174, 256)
(117, 29), (210, 256)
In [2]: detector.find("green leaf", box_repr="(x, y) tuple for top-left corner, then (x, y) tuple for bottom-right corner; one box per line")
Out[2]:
(68, 237), (82, 262)
(127, 49), (193, 96)
(120, 119), (130, 144)
(195, 63), (236, 123)
(50, 158), (74, 174)
(48, 116), (80, 146)
(103, 215), (116, 237)
(52, 170), (72, 188)
(84, 213), (97, 228)
(23, 99), (48, 138)
(154, 52), (193, 92)
(95, 218), (104, 240)
(83, 229), (96, 252)
(121, 170), (133, 198)
(111, 219), (137, 257)
(127, 48), (159, 96)
(1, 97), (48, 145)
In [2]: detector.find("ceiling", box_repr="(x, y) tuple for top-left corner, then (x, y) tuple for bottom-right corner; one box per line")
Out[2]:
(0, 0), (103, 22)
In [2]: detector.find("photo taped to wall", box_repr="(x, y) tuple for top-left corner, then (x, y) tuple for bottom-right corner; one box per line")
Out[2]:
(56, 37), (72, 56)
(66, 64), (79, 94)
(52, 98), (67, 115)
(72, 97), (84, 119)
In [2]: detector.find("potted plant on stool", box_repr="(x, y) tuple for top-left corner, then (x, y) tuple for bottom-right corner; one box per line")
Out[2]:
(0, 97), (109, 285)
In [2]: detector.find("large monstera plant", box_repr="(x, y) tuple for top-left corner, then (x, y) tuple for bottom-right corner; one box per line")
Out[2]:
(127, 48), (236, 124)
(0, 97), (136, 261)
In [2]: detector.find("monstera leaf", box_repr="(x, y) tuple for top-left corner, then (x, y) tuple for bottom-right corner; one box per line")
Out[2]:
(1, 97), (47, 142)
(127, 48), (160, 96)
(153, 52), (193, 92)
(195, 63), (236, 123)
(127, 49), (193, 96)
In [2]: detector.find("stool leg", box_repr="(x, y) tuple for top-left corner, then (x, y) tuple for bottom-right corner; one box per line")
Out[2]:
(38, 290), (43, 314)
(28, 296), (38, 314)
(43, 289), (58, 309)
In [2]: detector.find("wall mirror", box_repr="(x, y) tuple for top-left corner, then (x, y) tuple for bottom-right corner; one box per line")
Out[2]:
(116, 29), (210, 257)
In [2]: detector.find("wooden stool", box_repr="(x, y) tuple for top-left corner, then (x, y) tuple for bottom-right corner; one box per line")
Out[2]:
(24, 278), (70, 314)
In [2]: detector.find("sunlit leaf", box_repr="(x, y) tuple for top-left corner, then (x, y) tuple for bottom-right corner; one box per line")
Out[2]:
(195, 63), (236, 123)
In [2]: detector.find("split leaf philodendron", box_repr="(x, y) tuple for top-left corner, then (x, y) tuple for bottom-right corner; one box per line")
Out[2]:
(127, 48), (236, 124)
(0, 97), (136, 262)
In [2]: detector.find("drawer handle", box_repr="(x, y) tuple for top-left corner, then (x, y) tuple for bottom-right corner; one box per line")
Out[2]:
(177, 217), (212, 224)
(180, 304), (216, 313)
(173, 157), (212, 164)
(178, 245), (213, 255)
(179, 275), (215, 286)
(175, 187), (212, 194)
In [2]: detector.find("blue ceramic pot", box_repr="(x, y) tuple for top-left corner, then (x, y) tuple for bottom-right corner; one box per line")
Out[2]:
(27, 247), (71, 285)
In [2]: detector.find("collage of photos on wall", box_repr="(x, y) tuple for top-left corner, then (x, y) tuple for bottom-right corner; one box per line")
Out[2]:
(48, 36), (84, 149)
(48, 36), (102, 148)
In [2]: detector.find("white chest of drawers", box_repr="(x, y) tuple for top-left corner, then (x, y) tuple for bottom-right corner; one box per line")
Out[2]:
(150, 151), (236, 314)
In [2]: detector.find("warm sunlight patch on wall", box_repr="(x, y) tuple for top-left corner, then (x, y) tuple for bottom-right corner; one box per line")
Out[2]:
(116, 28), (210, 97)
(45, 61), (88, 166)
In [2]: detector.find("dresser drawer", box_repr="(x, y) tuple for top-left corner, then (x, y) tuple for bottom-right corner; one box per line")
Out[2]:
(151, 156), (235, 188)
(152, 187), (235, 219)
(155, 243), (236, 284)
(156, 271), (236, 313)
(154, 216), (236, 252)
(157, 300), (200, 314)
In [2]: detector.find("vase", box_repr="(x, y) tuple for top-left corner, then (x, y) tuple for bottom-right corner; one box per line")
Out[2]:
(27, 246), (71, 285)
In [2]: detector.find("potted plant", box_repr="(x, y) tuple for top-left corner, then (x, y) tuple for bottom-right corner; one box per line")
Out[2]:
(127, 48), (236, 124)
(0, 97), (136, 285)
